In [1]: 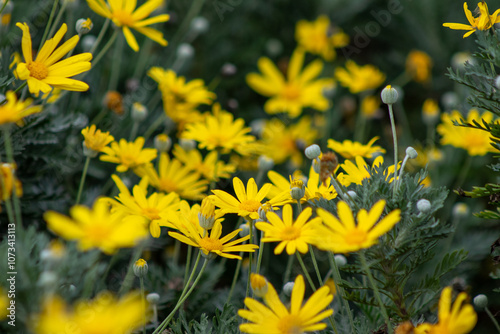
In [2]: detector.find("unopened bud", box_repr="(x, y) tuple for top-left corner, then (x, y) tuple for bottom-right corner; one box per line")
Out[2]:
(146, 293), (160, 304)
(177, 43), (194, 60)
(131, 102), (148, 122)
(283, 282), (294, 296)
(406, 147), (418, 159)
(238, 223), (250, 237)
(133, 258), (149, 278)
(416, 199), (431, 213)
(381, 85), (398, 105)
(334, 254), (347, 267)
(250, 273), (268, 297)
(452, 203), (469, 218)
(198, 197), (216, 230)
(473, 294), (488, 309)
(221, 62), (237, 77)
(190, 17), (209, 34)
(265, 38), (283, 56)
(154, 134), (172, 152)
(346, 191), (357, 200)
(76, 18), (93, 34)
(179, 138), (196, 151)
(305, 144), (321, 160)
(258, 155), (274, 172)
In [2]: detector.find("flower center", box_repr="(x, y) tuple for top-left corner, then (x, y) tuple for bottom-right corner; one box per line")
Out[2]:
(464, 132), (487, 151)
(344, 228), (368, 245)
(282, 83), (301, 101)
(27, 61), (48, 80)
(277, 314), (304, 334)
(87, 222), (112, 243)
(239, 200), (261, 213)
(159, 178), (178, 193)
(280, 226), (301, 241)
(112, 10), (135, 27)
(120, 154), (138, 167)
(142, 207), (161, 221)
(198, 237), (223, 252)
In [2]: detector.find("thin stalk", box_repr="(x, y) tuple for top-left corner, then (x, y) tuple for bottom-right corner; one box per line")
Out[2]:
(485, 307), (500, 333)
(75, 156), (91, 204)
(129, 122), (139, 141)
(359, 251), (393, 333)
(118, 245), (144, 295)
(3, 128), (22, 227)
(47, 0), (67, 38)
(226, 251), (243, 304)
(143, 112), (166, 142)
(39, 0), (59, 48)
(90, 19), (111, 55)
(296, 252), (316, 291)
(388, 103), (399, 198)
(309, 245), (323, 285)
(245, 220), (254, 299)
(254, 231), (265, 275)
(153, 257), (209, 334)
(183, 245), (193, 286)
(328, 252), (356, 333)
(91, 29), (118, 69)
(140, 276), (146, 334)
(283, 254), (295, 285)
(0, 0), (9, 15)
(107, 33), (124, 92)
(179, 250), (202, 300)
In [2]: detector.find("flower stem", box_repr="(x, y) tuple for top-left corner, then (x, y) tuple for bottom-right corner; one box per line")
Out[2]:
(183, 245), (193, 286)
(119, 245), (144, 295)
(255, 230), (265, 276)
(140, 276), (146, 334)
(485, 307), (500, 333)
(91, 29), (118, 69)
(3, 127), (22, 228)
(388, 103), (399, 198)
(90, 19), (111, 55)
(47, 0), (67, 39)
(359, 251), (392, 333)
(309, 245), (323, 285)
(154, 257), (209, 334)
(108, 32), (124, 92)
(179, 250), (201, 300)
(245, 220), (254, 299)
(283, 254), (295, 285)
(226, 251), (243, 304)
(39, 0), (59, 48)
(296, 252), (316, 291)
(75, 156), (91, 205)
(328, 252), (356, 333)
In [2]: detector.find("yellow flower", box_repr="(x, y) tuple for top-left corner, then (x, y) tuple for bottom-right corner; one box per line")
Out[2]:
(295, 15), (349, 61)
(136, 153), (208, 200)
(31, 292), (148, 334)
(81, 124), (114, 155)
(334, 60), (386, 94)
(86, 0), (170, 51)
(173, 144), (236, 182)
(239, 275), (333, 333)
(337, 155), (399, 186)
(211, 177), (271, 220)
(406, 50), (433, 83)
(316, 200), (401, 253)
(437, 109), (498, 156)
(16, 23), (92, 96)
(361, 95), (381, 119)
(250, 273), (269, 297)
(414, 287), (477, 334)
(9, 51), (22, 79)
(44, 201), (149, 254)
(100, 137), (157, 172)
(181, 104), (256, 155)
(246, 48), (334, 118)
(422, 98), (440, 124)
(443, 2), (500, 38)
(168, 220), (258, 259)
(0, 91), (42, 126)
(148, 67), (215, 125)
(103, 174), (180, 238)
(411, 145), (443, 168)
(0, 163), (22, 204)
(255, 204), (322, 255)
(168, 200), (223, 235)
(261, 117), (319, 166)
(327, 136), (386, 159)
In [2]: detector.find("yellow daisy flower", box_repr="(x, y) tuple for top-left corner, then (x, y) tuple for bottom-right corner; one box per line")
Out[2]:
(406, 50), (433, 83)
(148, 67), (215, 124)
(0, 163), (23, 205)
(437, 109), (498, 156)
(44, 201), (149, 254)
(443, 2), (500, 38)
(414, 286), (477, 334)
(16, 23), (92, 96)
(0, 91), (42, 125)
(211, 177), (271, 220)
(86, 0), (170, 51)
(305, 164), (338, 201)
(295, 15), (349, 61)
(334, 60), (386, 94)
(81, 124), (114, 155)
(327, 136), (386, 159)
(168, 220), (258, 260)
(316, 200), (401, 253)
(422, 98), (440, 124)
(361, 95), (381, 119)
(135, 153), (208, 200)
(173, 144), (236, 182)
(239, 275), (333, 334)
(246, 48), (334, 118)
(100, 137), (157, 172)
(255, 204), (322, 255)
(31, 292), (148, 334)
(337, 155), (399, 186)
(168, 200), (224, 235)
(103, 174), (180, 238)
(411, 145), (443, 168)
(181, 104), (256, 155)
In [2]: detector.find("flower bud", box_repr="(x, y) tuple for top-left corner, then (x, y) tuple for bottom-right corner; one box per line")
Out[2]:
(76, 18), (93, 34)
(452, 203), (469, 218)
(154, 134), (172, 152)
(290, 178), (305, 200)
(312, 159), (321, 174)
(473, 294), (488, 309)
(258, 202), (273, 222)
(38, 271), (57, 288)
(238, 223), (250, 237)
(177, 43), (194, 60)
(346, 191), (357, 200)
(82, 142), (99, 158)
(416, 199), (431, 213)
(131, 102), (147, 122)
(334, 254), (347, 267)
(305, 144), (321, 160)
(381, 85), (398, 105)
(190, 17), (209, 34)
(422, 99), (440, 125)
(265, 38), (283, 56)
(179, 138), (196, 151)
(221, 63), (237, 77)
(81, 35), (97, 53)
(406, 147), (418, 159)
(258, 155), (274, 172)
(283, 282), (294, 296)
(198, 197), (216, 230)
(496, 76), (500, 90)
(441, 92), (458, 109)
(146, 293), (160, 304)
(133, 258), (149, 278)
(250, 273), (268, 298)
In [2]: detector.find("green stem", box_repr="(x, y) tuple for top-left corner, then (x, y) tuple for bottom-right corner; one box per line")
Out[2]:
(388, 104), (398, 198)
(154, 257), (208, 334)
(255, 231), (265, 275)
(143, 112), (166, 142)
(226, 251), (243, 304)
(180, 250), (202, 300)
(129, 122), (139, 142)
(309, 245), (323, 285)
(3, 128), (22, 228)
(75, 156), (91, 205)
(47, 0), (67, 39)
(140, 276), (146, 334)
(91, 29), (118, 69)
(119, 245), (144, 295)
(0, 0), (9, 15)
(283, 254), (294, 285)
(90, 19), (111, 55)
(328, 252), (356, 333)
(485, 307), (500, 333)
(245, 220), (254, 299)
(39, 0), (59, 49)
(359, 251), (393, 333)
(108, 33), (124, 92)
(296, 252), (316, 291)
(183, 245), (192, 286)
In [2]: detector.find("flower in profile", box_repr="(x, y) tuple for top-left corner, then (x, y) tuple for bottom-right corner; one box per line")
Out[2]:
(168, 220), (258, 259)
(443, 2), (500, 38)
(173, 144), (236, 182)
(100, 137), (157, 172)
(327, 137), (386, 159)
(211, 177), (271, 220)
(256, 204), (322, 255)
(81, 124), (114, 157)
(406, 50), (433, 83)
(16, 23), (92, 96)
(337, 155), (399, 186)
(361, 95), (381, 119)
(148, 67), (215, 125)
(316, 200), (401, 253)
(414, 286), (477, 334)
(295, 15), (349, 61)
(181, 104), (256, 155)
(86, 0), (170, 51)
(31, 292), (148, 334)
(334, 60), (386, 94)
(437, 109), (498, 156)
(103, 175), (180, 238)
(44, 201), (149, 254)
(246, 48), (334, 118)
(168, 200), (224, 235)
(0, 163), (22, 206)
(239, 275), (333, 333)
(0, 91), (42, 126)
